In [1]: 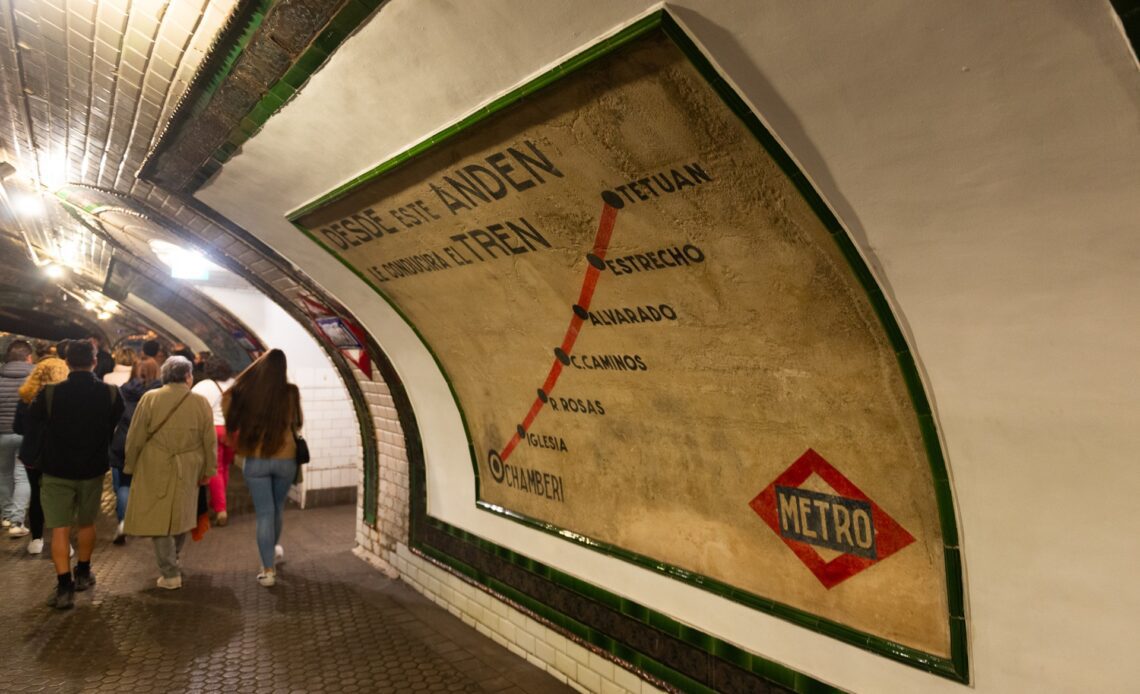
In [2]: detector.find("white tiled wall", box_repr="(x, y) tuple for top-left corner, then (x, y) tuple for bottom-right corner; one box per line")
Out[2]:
(386, 544), (665, 694)
(199, 285), (364, 506)
(345, 363), (654, 693)
(292, 365), (363, 501)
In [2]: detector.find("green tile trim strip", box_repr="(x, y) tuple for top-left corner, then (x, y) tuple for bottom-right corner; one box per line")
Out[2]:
(189, 0), (276, 119)
(286, 10), (664, 221)
(284, 7), (968, 686)
(411, 526), (806, 694)
(199, 0), (387, 179)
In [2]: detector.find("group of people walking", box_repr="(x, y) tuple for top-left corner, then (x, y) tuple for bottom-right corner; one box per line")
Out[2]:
(0, 337), (304, 609)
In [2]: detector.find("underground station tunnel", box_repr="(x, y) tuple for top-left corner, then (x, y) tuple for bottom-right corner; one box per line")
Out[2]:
(0, 2), (1137, 693)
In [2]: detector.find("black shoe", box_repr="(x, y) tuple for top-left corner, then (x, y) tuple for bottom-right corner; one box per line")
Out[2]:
(112, 533), (126, 546)
(46, 585), (75, 610)
(74, 571), (96, 592)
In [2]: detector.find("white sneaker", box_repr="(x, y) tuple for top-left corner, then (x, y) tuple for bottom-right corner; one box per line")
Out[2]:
(26, 538), (43, 554)
(7, 524), (29, 537)
(1, 519), (10, 528)
(257, 569), (276, 587)
(274, 544), (284, 560)
(69, 544), (75, 558)
(156, 575), (183, 590)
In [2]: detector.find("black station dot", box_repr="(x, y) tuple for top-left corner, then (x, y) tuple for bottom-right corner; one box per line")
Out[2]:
(516, 425), (526, 438)
(572, 304), (588, 320)
(601, 190), (625, 209)
(537, 389), (548, 403)
(586, 253), (605, 270)
(554, 347), (570, 365)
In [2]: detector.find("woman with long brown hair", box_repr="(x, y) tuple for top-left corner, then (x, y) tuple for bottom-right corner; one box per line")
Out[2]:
(222, 349), (301, 587)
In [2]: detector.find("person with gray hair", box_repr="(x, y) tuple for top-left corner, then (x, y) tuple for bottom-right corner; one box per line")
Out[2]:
(123, 355), (216, 590)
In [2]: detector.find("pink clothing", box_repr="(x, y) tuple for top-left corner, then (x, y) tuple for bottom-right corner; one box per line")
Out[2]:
(208, 425), (236, 513)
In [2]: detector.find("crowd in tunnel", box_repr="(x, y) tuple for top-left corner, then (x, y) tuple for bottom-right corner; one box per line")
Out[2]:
(0, 332), (304, 606)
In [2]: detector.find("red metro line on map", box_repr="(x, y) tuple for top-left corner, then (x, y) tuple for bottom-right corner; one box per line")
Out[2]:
(486, 192), (626, 494)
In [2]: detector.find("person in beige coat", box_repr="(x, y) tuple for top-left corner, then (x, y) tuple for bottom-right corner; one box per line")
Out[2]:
(124, 356), (216, 590)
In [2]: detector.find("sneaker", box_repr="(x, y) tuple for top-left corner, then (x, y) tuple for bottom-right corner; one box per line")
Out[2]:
(256, 569), (276, 587)
(113, 522), (125, 545)
(156, 575), (182, 590)
(69, 544), (74, 558)
(46, 585), (75, 610)
(274, 544), (284, 561)
(215, 511), (227, 527)
(8, 524), (29, 537)
(26, 538), (43, 554)
(74, 571), (96, 592)
(1, 519), (10, 527)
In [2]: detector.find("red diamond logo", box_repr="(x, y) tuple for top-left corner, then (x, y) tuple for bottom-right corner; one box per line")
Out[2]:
(749, 449), (915, 589)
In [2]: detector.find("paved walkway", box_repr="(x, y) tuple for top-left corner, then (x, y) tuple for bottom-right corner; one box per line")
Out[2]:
(0, 488), (571, 693)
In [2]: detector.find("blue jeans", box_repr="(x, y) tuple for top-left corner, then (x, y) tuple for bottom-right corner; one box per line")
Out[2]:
(112, 467), (131, 522)
(243, 457), (296, 569)
(0, 433), (29, 524)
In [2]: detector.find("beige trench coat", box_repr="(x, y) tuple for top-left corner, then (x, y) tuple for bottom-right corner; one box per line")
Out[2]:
(123, 383), (217, 537)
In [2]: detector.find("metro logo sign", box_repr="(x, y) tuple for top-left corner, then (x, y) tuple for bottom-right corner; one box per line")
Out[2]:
(750, 449), (915, 589)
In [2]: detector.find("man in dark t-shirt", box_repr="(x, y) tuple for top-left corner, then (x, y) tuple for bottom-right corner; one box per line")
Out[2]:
(28, 340), (124, 609)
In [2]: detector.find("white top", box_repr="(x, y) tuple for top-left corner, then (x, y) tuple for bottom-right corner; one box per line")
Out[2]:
(191, 378), (234, 426)
(103, 364), (132, 387)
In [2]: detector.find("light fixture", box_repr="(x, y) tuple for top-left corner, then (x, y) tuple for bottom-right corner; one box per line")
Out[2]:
(39, 160), (67, 192)
(149, 239), (220, 281)
(11, 193), (44, 217)
(97, 311), (111, 320)
(44, 263), (66, 279)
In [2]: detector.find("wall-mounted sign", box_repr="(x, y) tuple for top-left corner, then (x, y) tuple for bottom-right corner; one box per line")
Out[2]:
(316, 316), (362, 349)
(300, 295), (373, 378)
(231, 330), (260, 355)
(750, 448), (916, 589)
(292, 25), (962, 673)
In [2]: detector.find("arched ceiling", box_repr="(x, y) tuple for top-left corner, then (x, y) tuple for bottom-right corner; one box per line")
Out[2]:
(0, 0), (272, 358)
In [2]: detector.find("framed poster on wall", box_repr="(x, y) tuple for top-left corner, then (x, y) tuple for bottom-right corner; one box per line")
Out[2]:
(291, 10), (965, 683)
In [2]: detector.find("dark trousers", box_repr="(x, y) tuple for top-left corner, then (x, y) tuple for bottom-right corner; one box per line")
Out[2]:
(26, 467), (43, 540)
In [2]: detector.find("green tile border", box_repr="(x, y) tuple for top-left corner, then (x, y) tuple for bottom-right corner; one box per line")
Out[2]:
(275, 7), (967, 687)
(190, 0), (276, 120)
(413, 525), (822, 694)
(198, 0), (386, 173)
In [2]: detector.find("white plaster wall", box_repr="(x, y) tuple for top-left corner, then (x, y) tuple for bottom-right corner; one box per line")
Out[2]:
(200, 286), (362, 500)
(198, 1), (1140, 691)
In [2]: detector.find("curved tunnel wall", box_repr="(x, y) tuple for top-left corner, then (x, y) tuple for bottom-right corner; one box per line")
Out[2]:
(192, 2), (1140, 693)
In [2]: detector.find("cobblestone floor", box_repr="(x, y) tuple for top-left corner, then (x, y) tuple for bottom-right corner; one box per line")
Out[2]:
(0, 485), (571, 693)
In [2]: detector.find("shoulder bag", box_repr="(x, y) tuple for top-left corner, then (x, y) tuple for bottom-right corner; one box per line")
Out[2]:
(290, 391), (309, 465)
(293, 429), (310, 465)
(143, 390), (193, 449)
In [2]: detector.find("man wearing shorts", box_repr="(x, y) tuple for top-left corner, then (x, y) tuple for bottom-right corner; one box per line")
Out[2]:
(28, 340), (123, 609)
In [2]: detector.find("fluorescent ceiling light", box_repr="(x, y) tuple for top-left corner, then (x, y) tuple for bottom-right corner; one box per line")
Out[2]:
(150, 239), (221, 280)
(11, 193), (44, 217)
